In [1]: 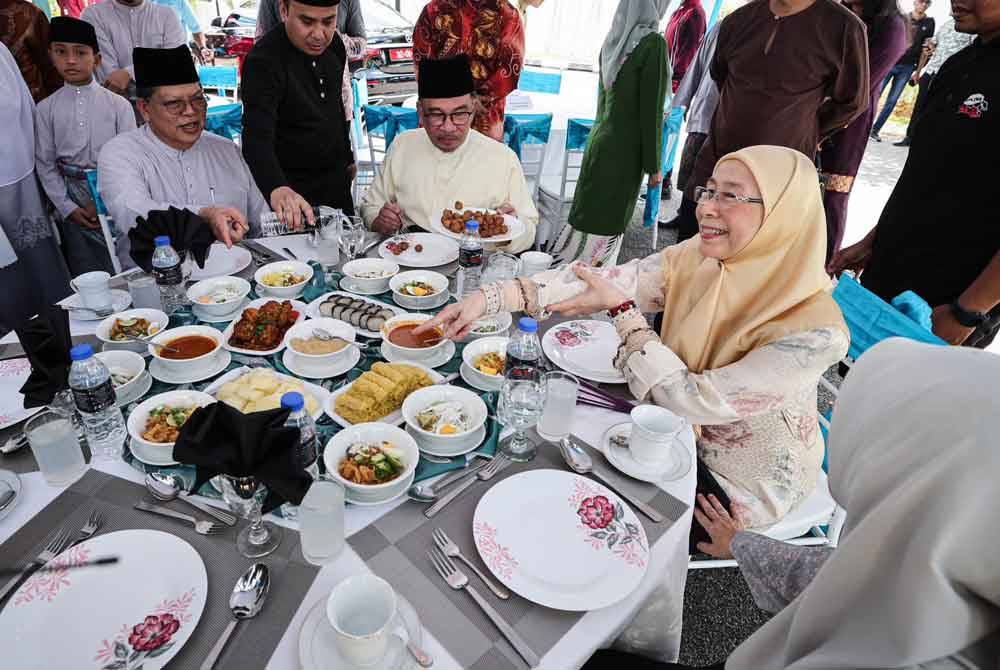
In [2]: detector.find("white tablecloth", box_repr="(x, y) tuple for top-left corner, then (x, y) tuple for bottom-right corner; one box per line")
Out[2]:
(0, 404), (695, 668)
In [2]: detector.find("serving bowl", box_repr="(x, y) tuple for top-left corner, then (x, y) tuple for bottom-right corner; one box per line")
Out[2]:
(342, 258), (399, 294)
(388, 270), (449, 310)
(461, 336), (508, 391)
(401, 385), (488, 452)
(126, 389), (216, 455)
(322, 423), (419, 502)
(254, 260), (313, 299)
(95, 350), (147, 402)
(380, 313), (449, 362)
(148, 325), (223, 373)
(96, 308), (169, 353)
(283, 317), (357, 371)
(185, 275), (251, 317)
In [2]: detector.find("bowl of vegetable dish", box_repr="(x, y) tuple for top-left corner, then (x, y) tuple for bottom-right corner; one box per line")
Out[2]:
(254, 260), (313, 299)
(96, 308), (168, 352)
(126, 390), (216, 455)
(323, 423), (419, 502)
(186, 276), (251, 317)
(388, 270), (449, 310)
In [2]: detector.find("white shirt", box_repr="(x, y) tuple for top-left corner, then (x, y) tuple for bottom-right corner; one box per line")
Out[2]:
(360, 129), (539, 253)
(98, 125), (271, 269)
(34, 79), (136, 218)
(81, 0), (186, 82)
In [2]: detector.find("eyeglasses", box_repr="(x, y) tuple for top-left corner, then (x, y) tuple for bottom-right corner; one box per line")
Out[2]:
(156, 94), (209, 116)
(423, 110), (473, 127)
(694, 186), (764, 207)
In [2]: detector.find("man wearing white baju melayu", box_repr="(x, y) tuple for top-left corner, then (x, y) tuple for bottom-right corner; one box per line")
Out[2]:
(98, 46), (270, 270)
(360, 55), (538, 254)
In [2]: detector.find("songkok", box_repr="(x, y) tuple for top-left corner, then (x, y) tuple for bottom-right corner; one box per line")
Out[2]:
(49, 16), (99, 53)
(134, 46), (199, 89)
(418, 55), (475, 99)
(290, 0), (341, 6)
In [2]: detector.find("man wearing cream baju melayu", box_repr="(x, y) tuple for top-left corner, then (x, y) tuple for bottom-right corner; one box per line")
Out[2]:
(360, 54), (538, 254)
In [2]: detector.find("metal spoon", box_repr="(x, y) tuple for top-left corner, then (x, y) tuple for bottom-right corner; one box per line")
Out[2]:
(145, 472), (237, 526)
(120, 332), (180, 354)
(200, 563), (270, 670)
(0, 484), (16, 512)
(556, 437), (664, 523)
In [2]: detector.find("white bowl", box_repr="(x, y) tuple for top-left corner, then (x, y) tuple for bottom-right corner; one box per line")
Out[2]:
(283, 318), (356, 368)
(322, 423), (419, 500)
(380, 313), (449, 362)
(254, 260), (313, 298)
(96, 308), (169, 351)
(126, 389), (216, 453)
(148, 325), (223, 373)
(389, 270), (449, 310)
(95, 350), (147, 400)
(186, 276), (251, 317)
(461, 336), (508, 390)
(466, 312), (513, 340)
(342, 258), (399, 294)
(402, 385), (488, 450)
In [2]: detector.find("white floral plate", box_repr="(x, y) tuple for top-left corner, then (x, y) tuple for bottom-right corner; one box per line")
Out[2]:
(473, 469), (649, 611)
(541, 319), (625, 384)
(0, 529), (207, 669)
(0, 358), (42, 430)
(188, 243), (252, 280)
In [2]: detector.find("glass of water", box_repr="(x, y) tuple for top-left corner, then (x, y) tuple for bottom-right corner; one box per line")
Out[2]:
(536, 371), (579, 442)
(25, 410), (87, 486)
(339, 215), (366, 262)
(312, 206), (341, 272)
(219, 474), (283, 558)
(497, 368), (546, 462)
(125, 271), (162, 310)
(299, 479), (345, 565)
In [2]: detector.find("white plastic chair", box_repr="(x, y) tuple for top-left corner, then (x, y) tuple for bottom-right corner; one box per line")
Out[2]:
(520, 142), (546, 199)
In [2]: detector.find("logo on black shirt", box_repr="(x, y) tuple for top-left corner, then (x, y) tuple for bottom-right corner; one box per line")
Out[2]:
(959, 93), (989, 119)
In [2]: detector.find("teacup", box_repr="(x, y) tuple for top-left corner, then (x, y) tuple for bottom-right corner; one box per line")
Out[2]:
(519, 251), (553, 277)
(70, 271), (112, 310)
(327, 575), (397, 666)
(629, 405), (684, 466)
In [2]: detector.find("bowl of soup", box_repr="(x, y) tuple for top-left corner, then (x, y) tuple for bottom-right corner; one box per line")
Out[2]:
(148, 325), (223, 373)
(380, 313), (449, 362)
(283, 317), (356, 371)
(388, 270), (449, 310)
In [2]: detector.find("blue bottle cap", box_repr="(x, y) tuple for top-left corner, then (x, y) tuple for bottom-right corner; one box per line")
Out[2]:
(281, 392), (304, 412)
(69, 344), (94, 361)
(465, 221), (480, 232)
(154, 236), (171, 247)
(517, 317), (538, 333)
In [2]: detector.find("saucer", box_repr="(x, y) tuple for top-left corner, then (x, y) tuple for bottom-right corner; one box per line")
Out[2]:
(282, 346), (361, 379)
(127, 436), (179, 467)
(63, 289), (131, 321)
(339, 276), (388, 297)
(192, 298), (249, 323)
(298, 591), (423, 670)
(601, 422), (692, 483)
(148, 350), (232, 385)
(406, 423), (486, 458)
(380, 340), (456, 369)
(115, 371), (152, 408)
(459, 362), (502, 393)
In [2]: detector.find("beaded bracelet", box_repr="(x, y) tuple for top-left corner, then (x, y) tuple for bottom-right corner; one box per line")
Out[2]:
(480, 283), (503, 315)
(607, 299), (637, 319)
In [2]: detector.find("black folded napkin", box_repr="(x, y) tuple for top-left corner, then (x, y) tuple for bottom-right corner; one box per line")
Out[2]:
(14, 305), (73, 408)
(173, 402), (311, 513)
(128, 206), (216, 273)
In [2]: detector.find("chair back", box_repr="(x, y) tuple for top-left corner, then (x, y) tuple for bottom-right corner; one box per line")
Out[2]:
(83, 169), (121, 274)
(205, 102), (243, 143)
(516, 68), (562, 95)
(503, 113), (553, 199)
(198, 66), (239, 100)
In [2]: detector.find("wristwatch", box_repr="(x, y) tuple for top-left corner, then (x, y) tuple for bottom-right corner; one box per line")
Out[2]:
(948, 301), (987, 328)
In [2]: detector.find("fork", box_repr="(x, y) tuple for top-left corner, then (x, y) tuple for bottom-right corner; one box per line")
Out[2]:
(432, 528), (509, 599)
(428, 547), (539, 668)
(0, 529), (73, 601)
(69, 510), (104, 548)
(133, 502), (227, 535)
(424, 455), (510, 518)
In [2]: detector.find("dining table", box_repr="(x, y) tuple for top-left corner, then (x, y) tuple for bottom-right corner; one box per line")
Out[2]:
(0, 234), (696, 669)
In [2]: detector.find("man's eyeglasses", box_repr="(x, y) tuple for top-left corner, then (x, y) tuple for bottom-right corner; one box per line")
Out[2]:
(694, 186), (764, 207)
(423, 109), (473, 127)
(156, 94), (209, 116)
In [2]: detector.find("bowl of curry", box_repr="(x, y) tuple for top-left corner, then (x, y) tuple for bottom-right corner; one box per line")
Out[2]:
(148, 325), (223, 373)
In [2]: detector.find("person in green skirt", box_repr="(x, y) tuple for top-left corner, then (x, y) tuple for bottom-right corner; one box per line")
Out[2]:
(548, 0), (670, 267)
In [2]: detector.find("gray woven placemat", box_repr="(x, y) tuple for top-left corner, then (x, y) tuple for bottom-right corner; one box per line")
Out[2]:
(0, 469), (321, 669)
(349, 432), (689, 669)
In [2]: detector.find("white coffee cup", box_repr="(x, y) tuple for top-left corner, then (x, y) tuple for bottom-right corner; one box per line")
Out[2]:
(519, 251), (553, 277)
(327, 575), (397, 666)
(629, 405), (684, 466)
(70, 271), (112, 310)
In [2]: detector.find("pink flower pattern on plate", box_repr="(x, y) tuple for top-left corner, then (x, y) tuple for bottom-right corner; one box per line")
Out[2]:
(92, 588), (197, 670)
(13, 545), (91, 606)
(473, 521), (519, 581)
(553, 322), (593, 349)
(568, 479), (647, 567)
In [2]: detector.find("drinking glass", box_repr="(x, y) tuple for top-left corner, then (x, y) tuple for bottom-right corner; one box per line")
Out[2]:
(497, 368), (546, 462)
(339, 215), (366, 263)
(24, 410), (87, 486)
(299, 479), (346, 565)
(481, 252), (521, 284)
(219, 474), (283, 558)
(124, 271), (162, 310)
(536, 371), (579, 442)
(312, 206), (341, 272)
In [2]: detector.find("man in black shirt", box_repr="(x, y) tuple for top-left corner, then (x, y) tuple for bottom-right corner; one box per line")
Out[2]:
(870, 0), (935, 141)
(241, 0), (355, 228)
(830, 0), (1000, 348)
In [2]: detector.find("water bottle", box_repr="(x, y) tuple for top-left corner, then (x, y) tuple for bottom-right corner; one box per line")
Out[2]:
(151, 236), (188, 314)
(68, 344), (126, 461)
(455, 220), (483, 300)
(280, 392), (319, 521)
(506, 317), (542, 380)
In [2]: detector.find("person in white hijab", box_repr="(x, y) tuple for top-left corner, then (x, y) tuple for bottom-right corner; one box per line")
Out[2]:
(0, 43), (71, 334)
(692, 337), (1000, 669)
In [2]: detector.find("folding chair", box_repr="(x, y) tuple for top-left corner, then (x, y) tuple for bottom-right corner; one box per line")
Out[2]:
(84, 169), (121, 274)
(537, 118), (592, 249)
(198, 66), (239, 101)
(362, 105), (419, 179)
(643, 107), (685, 251)
(503, 113), (553, 199)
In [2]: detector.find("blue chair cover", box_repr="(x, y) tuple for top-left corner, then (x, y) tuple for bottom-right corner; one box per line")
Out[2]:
(198, 66), (239, 92)
(503, 113), (553, 159)
(831, 273), (945, 361)
(565, 118), (594, 152)
(364, 105), (419, 148)
(642, 108), (686, 228)
(85, 169), (107, 216)
(205, 102), (244, 142)
(516, 69), (562, 95)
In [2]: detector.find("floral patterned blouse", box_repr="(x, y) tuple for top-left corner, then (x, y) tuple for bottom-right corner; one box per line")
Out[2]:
(494, 251), (849, 529)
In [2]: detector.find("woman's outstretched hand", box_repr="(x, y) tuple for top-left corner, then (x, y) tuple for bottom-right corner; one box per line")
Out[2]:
(546, 264), (629, 317)
(413, 291), (487, 341)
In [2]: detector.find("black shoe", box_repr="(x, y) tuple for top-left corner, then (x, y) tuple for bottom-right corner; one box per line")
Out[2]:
(870, 131), (882, 142)
(893, 138), (911, 147)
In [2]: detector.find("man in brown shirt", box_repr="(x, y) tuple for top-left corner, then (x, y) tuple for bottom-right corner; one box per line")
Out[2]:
(673, 0), (870, 242)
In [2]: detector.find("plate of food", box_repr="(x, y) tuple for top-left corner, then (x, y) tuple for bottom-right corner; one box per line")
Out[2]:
(306, 292), (402, 338)
(126, 390), (216, 466)
(96, 308), (168, 349)
(221, 298), (306, 356)
(203, 367), (329, 421)
(324, 361), (443, 429)
(323, 423), (419, 505)
(379, 232), (459, 268)
(430, 203), (524, 243)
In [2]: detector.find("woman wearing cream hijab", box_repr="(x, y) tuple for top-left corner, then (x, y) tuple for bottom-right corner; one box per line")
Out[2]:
(421, 145), (849, 538)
